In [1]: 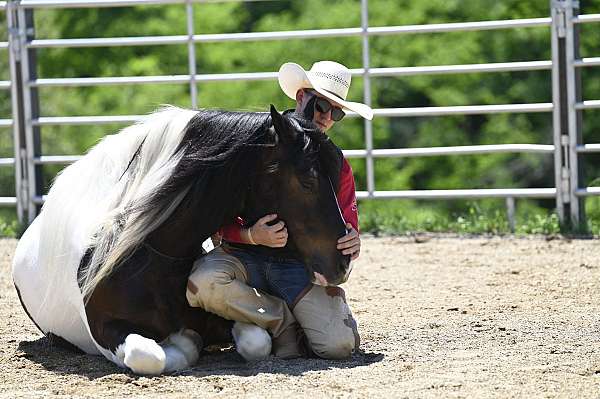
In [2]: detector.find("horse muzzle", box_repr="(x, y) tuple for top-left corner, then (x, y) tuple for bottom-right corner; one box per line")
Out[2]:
(311, 256), (352, 287)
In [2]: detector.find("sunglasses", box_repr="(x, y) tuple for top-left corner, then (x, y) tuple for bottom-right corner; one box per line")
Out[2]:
(306, 91), (346, 121)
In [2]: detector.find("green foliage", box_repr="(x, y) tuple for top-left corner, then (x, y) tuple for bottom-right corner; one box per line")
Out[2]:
(359, 199), (563, 235)
(0, 209), (25, 238)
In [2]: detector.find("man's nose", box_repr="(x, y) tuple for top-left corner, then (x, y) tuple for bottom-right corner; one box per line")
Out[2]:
(321, 109), (333, 121)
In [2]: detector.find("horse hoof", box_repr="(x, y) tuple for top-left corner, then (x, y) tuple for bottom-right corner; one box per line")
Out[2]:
(122, 334), (166, 375)
(232, 322), (271, 361)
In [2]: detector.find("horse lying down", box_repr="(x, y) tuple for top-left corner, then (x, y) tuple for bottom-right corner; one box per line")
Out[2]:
(12, 105), (350, 375)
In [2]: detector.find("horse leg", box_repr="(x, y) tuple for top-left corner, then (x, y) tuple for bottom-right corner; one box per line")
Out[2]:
(159, 329), (202, 373)
(231, 321), (272, 361)
(98, 320), (202, 375)
(97, 320), (165, 374)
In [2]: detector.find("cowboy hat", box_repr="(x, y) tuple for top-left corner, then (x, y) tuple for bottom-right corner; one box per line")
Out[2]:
(278, 61), (374, 120)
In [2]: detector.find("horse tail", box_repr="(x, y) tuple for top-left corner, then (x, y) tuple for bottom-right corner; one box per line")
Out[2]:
(76, 106), (199, 301)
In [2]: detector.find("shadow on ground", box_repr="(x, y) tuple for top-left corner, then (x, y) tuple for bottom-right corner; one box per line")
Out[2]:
(17, 336), (384, 380)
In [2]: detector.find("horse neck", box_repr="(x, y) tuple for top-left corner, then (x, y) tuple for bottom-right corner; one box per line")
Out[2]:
(146, 153), (261, 258)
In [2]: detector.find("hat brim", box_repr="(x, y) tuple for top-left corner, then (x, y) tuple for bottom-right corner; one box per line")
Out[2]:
(278, 62), (373, 120)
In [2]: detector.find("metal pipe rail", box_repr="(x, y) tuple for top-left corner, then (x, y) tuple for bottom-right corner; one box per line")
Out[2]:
(344, 144), (554, 159)
(0, 119), (13, 127)
(573, 14), (600, 23)
(576, 187), (600, 197)
(373, 103), (553, 118)
(30, 72), (278, 87)
(0, 158), (14, 166)
(27, 17), (554, 49)
(18, 0), (270, 8)
(0, 197), (17, 205)
(28, 144), (555, 167)
(34, 155), (81, 165)
(27, 103), (554, 127)
(356, 188), (556, 200)
(575, 100), (600, 110)
(32, 115), (145, 126)
(577, 144), (600, 153)
(15, 188), (543, 206)
(29, 61), (554, 89)
(574, 57), (600, 67)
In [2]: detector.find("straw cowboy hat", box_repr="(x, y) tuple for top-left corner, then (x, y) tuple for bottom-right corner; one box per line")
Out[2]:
(278, 61), (374, 120)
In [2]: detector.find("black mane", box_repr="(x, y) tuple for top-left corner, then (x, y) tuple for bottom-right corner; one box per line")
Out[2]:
(145, 109), (343, 211)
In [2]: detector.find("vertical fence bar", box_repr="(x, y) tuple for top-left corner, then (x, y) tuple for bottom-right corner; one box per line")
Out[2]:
(564, 0), (586, 229)
(16, 6), (40, 222)
(7, 0), (24, 222)
(550, 0), (566, 225)
(505, 197), (515, 233)
(360, 0), (374, 196)
(185, 0), (198, 108)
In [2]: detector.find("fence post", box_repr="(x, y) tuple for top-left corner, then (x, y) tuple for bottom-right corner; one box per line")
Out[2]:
(6, 0), (26, 223)
(505, 197), (515, 233)
(360, 0), (374, 197)
(16, 4), (43, 223)
(550, 0), (585, 232)
(563, 0), (586, 231)
(185, 0), (198, 109)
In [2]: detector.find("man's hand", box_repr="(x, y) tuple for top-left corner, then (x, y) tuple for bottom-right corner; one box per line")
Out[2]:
(337, 223), (360, 261)
(248, 214), (288, 248)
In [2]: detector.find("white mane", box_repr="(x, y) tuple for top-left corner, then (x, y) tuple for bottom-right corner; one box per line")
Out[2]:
(38, 106), (199, 301)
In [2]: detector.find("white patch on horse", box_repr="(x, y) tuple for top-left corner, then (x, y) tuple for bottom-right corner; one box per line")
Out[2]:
(120, 334), (166, 375)
(232, 322), (271, 361)
(162, 329), (202, 372)
(313, 272), (329, 287)
(201, 238), (214, 253)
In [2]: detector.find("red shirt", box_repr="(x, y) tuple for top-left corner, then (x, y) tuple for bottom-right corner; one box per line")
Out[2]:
(221, 158), (359, 243)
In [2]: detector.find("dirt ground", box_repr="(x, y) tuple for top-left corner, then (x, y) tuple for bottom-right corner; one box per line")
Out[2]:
(1, 235), (600, 398)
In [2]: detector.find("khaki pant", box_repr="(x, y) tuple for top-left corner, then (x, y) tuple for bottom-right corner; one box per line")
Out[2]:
(186, 247), (360, 359)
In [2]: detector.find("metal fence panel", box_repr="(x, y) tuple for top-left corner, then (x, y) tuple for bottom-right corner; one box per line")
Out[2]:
(2, 0), (599, 230)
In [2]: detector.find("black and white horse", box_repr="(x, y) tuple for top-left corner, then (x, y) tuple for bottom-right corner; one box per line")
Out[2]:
(12, 105), (350, 374)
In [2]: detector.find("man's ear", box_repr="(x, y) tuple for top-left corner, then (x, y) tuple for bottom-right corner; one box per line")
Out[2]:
(295, 89), (304, 103)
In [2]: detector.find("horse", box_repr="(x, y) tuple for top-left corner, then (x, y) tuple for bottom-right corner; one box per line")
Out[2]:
(11, 105), (351, 375)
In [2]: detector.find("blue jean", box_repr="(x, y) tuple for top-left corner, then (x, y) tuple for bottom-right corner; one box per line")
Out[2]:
(223, 245), (312, 307)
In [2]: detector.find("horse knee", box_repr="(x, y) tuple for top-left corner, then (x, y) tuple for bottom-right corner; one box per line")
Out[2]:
(119, 334), (166, 375)
(232, 322), (271, 361)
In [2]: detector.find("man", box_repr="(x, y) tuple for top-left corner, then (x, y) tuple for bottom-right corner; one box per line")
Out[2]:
(187, 61), (373, 360)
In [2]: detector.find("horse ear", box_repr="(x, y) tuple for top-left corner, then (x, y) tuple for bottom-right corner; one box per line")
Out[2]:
(270, 104), (290, 143)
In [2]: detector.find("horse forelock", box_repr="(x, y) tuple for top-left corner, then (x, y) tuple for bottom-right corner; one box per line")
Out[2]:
(281, 112), (343, 189)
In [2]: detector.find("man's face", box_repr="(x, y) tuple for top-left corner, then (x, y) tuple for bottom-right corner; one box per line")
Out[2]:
(297, 90), (344, 132)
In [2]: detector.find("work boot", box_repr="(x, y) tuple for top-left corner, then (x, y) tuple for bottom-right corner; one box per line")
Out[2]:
(272, 321), (302, 359)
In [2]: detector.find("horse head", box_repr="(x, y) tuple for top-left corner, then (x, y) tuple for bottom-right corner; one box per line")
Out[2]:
(243, 105), (351, 286)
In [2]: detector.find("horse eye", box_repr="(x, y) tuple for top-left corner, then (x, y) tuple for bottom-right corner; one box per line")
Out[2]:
(300, 176), (318, 192)
(301, 181), (313, 189)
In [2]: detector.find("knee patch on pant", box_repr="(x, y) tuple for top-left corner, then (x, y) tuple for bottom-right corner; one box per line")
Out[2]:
(293, 286), (360, 360)
(186, 247), (248, 308)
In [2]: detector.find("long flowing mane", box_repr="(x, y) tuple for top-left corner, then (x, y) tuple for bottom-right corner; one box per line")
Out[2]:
(78, 107), (273, 300)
